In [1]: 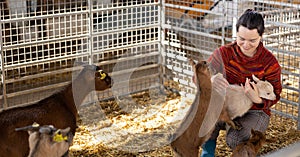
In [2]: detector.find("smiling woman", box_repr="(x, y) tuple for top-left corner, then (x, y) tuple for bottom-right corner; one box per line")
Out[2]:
(200, 9), (282, 157)
(235, 9), (264, 57)
(236, 26), (262, 57)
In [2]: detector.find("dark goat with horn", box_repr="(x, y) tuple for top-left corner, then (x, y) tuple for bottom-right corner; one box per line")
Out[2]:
(16, 122), (72, 157)
(0, 65), (112, 157)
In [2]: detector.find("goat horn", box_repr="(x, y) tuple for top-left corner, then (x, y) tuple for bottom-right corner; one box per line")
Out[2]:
(98, 70), (107, 80)
(15, 122), (40, 131)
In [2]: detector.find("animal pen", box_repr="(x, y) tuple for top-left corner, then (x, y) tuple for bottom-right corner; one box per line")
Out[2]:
(0, 0), (299, 156)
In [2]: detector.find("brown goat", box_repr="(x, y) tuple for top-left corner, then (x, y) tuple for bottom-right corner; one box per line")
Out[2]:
(231, 129), (270, 157)
(16, 123), (72, 157)
(0, 65), (112, 157)
(170, 59), (213, 157)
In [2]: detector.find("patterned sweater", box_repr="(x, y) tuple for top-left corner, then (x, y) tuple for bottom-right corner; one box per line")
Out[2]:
(207, 41), (282, 116)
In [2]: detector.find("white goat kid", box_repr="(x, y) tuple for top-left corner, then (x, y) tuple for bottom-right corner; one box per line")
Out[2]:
(216, 73), (276, 129)
(16, 123), (72, 157)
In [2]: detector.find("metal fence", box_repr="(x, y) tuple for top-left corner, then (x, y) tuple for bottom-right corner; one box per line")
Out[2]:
(161, 0), (300, 130)
(0, 0), (161, 108)
(0, 0), (299, 129)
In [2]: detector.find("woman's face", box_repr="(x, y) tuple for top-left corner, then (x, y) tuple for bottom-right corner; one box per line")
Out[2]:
(236, 26), (262, 57)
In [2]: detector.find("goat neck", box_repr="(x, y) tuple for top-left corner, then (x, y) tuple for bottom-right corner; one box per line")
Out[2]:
(60, 67), (99, 120)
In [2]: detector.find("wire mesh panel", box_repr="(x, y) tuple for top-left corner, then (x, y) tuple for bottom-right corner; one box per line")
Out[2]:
(0, 0), (161, 109)
(257, 1), (300, 129)
(90, 0), (160, 100)
(162, 0), (300, 129)
(0, 0), (89, 108)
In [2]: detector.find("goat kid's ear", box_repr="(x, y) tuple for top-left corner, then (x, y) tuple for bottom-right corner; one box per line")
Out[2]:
(188, 58), (196, 66)
(252, 75), (260, 83)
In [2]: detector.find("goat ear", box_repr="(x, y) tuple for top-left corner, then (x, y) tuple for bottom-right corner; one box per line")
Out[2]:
(188, 58), (195, 66)
(60, 127), (71, 135)
(252, 75), (260, 83)
(250, 128), (256, 136)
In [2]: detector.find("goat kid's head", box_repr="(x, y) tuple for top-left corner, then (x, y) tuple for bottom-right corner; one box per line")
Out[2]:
(189, 59), (211, 86)
(252, 75), (276, 100)
(15, 123), (72, 157)
(81, 65), (113, 90)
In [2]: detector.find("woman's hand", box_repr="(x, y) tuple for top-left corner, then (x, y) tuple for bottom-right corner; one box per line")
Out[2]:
(211, 73), (229, 96)
(242, 78), (263, 104)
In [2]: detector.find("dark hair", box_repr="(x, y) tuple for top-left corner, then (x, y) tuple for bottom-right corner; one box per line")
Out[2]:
(236, 9), (265, 36)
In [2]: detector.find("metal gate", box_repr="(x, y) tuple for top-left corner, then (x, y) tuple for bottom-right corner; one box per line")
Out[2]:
(0, 0), (161, 108)
(161, 0), (300, 129)
(1, 0), (300, 129)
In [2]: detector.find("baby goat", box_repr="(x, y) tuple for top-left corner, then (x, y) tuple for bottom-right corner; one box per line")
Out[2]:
(216, 73), (276, 129)
(231, 129), (270, 157)
(0, 65), (112, 157)
(16, 123), (72, 157)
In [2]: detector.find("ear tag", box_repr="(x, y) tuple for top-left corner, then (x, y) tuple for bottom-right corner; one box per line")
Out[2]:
(53, 130), (68, 142)
(32, 122), (39, 127)
(98, 70), (107, 80)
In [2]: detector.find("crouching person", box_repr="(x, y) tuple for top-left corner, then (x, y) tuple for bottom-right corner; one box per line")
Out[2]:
(201, 9), (282, 157)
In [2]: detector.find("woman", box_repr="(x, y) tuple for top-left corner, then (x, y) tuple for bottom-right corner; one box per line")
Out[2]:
(200, 9), (282, 157)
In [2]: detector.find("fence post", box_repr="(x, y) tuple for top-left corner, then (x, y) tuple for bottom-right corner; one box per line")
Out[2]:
(0, 11), (8, 109)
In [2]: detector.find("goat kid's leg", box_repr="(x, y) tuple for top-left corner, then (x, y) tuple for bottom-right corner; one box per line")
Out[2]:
(220, 107), (242, 130)
(226, 120), (242, 130)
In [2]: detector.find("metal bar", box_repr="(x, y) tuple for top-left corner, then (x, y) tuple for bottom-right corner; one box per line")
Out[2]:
(91, 24), (160, 36)
(298, 68), (300, 130)
(265, 21), (300, 30)
(158, 0), (165, 92)
(247, 0), (300, 8)
(92, 39), (160, 53)
(91, 2), (159, 13)
(4, 53), (87, 69)
(88, 0), (93, 64)
(164, 2), (223, 17)
(0, 10), (89, 23)
(2, 34), (88, 49)
(266, 47), (300, 58)
(162, 24), (223, 40)
(264, 30), (300, 39)
(280, 98), (299, 108)
(161, 40), (213, 56)
(97, 51), (160, 67)
(221, 0), (226, 46)
(4, 66), (81, 84)
(0, 10), (8, 108)
(271, 109), (297, 121)
(5, 81), (70, 98)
